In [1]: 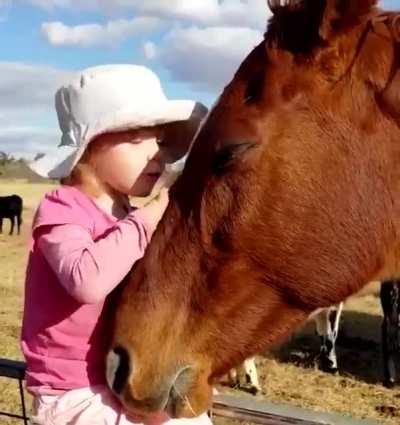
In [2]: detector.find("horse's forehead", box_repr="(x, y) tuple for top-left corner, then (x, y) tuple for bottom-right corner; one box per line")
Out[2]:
(202, 9), (400, 139)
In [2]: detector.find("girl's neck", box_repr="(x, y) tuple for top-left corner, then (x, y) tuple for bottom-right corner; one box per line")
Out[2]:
(93, 191), (130, 219)
(67, 162), (130, 219)
(75, 181), (129, 220)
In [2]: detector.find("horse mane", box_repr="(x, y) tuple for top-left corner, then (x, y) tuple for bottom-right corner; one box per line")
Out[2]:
(267, 0), (378, 18)
(265, 0), (379, 53)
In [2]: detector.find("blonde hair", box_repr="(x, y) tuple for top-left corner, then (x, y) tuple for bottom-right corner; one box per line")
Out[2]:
(60, 142), (105, 197)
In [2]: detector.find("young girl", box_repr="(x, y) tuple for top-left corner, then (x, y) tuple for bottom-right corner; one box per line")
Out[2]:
(21, 64), (210, 425)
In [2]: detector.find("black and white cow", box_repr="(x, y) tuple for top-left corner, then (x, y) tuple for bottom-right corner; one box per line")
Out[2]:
(314, 282), (400, 388)
(228, 306), (343, 394)
(0, 195), (23, 235)
(312, 303), (344, 373)
(231, 281), (400, 392)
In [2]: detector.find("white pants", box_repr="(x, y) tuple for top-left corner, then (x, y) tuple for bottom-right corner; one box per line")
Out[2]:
(31, 386), (212, 425)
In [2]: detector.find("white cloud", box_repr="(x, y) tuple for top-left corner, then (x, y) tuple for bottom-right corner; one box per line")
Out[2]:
(41, 16), (160, 47)
(0, 62), (71, 111)
(0, 126), (59, 159)
(25, 0), (84, 10)
(135, 0), (268, 30)
(142, 41), (157, 60)
(27, 0), (269, 30)
(8, 1), (271, 156)
(0, 62), (72, 157)
(34, 0), (270, 95)
(158, 26), (263, 92)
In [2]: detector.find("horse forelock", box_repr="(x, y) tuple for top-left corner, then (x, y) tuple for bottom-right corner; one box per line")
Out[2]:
(265, 0), (380, 54)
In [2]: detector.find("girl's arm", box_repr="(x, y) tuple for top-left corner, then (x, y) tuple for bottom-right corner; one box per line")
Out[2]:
(37, 210), (149, 304)
(37, 190), (169, 304)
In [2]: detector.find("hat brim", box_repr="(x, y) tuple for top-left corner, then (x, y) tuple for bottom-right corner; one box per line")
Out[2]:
(30, 100), (207, 179)
(29, 144), (87, 180)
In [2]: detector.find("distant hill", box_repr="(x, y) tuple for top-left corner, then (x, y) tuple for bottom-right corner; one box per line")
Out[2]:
(0, 159), (49, 183)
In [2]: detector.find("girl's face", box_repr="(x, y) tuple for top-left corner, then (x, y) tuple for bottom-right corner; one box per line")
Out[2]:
(90, 128), (166, 197)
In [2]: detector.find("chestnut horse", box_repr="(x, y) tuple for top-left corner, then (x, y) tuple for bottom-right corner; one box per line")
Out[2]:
(108, 0), (400, 418)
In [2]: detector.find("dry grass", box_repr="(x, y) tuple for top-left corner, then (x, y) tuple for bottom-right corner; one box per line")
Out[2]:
(0, 180), (399, 424)
(0, 179), (55, 423)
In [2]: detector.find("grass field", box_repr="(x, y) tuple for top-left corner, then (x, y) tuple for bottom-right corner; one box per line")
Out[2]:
(0, 179), (55, 424)
(0, 179), (399, 424)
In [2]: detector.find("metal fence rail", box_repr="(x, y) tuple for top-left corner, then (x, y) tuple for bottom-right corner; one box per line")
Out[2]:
(0, 358), (380, 425)
(0, 358), (28, 424)
(212, 394), (379, 425)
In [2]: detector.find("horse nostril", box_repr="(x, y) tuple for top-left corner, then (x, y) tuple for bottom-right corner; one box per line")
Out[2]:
(106, 346), (131, 395)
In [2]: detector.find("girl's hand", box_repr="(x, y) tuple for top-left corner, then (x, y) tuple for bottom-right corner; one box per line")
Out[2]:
(141, 188), (169, 232)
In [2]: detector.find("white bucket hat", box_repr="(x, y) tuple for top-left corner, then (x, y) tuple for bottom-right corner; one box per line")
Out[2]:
(30, 64), (207, 179)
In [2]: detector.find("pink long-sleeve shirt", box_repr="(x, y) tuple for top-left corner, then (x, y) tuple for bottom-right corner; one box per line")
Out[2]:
(21, 185), (151, 395)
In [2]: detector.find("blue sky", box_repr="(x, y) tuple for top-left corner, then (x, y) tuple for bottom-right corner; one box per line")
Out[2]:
(0, 4), (209, 101)
(0, 0), (399, 158)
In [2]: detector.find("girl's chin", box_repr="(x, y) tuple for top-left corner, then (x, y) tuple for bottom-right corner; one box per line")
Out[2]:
(145, 173), (161, 184)
(128, 174), (161, 197)
(128, 185), (154, 198)
(129, 189), (151, 198)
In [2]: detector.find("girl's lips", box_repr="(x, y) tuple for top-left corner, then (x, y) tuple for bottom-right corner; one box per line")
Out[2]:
(145, 172), (161, 179)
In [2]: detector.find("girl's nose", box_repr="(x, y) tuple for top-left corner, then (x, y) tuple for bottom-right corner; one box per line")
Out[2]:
(153, 147), (170, 165)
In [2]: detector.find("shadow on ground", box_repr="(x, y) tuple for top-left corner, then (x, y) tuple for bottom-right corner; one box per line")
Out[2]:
(271, 310), (385, 385)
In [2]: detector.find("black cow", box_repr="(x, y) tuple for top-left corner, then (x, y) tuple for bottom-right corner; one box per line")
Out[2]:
(0, 195), (23, 235)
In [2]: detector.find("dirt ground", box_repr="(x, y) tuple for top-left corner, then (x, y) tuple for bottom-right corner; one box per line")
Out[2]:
(0, 179), (400, 424)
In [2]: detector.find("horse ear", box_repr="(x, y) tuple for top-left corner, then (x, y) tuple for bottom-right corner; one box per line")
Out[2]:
(377, 46), (400, 122)
(267, 0), (378, 52)
(318, 0), (379, 39)
(267, 1), (327, 53)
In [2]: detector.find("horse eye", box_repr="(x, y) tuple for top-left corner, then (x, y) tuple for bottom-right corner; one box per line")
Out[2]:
(244, 71), (265, 104)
